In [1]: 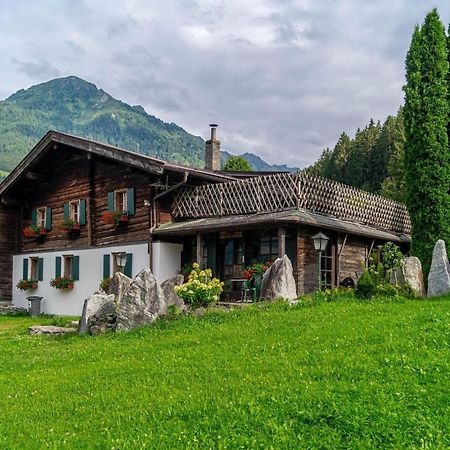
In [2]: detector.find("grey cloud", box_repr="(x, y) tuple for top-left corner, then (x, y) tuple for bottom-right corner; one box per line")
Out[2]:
(12, 58), (61, 79)
(1, 0), (450, 169)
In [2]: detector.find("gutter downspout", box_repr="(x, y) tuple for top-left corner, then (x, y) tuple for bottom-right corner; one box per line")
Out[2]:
(149, 171), (189, 270)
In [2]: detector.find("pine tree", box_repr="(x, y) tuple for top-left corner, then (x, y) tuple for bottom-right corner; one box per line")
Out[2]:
(404, 10), (450, 278)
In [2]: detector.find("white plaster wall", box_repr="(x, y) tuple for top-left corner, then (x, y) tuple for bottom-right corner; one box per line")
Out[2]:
(151, 242), (183, 284)
(12, 243), (149, 316)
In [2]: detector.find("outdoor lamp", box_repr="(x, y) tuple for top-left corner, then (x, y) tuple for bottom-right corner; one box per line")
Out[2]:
(312, 232), (330, 252)
(117, 252), (128, 272)
(311, 232), (330, 290)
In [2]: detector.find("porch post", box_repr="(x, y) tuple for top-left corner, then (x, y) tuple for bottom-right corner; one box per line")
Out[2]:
(196, 232), (203, 267)
(278, 226), (286, 258)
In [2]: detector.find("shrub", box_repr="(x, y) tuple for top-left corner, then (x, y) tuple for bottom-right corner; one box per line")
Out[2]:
(174, 263), (224, 308)
(355, 270), (377, 299)
(99, 277), (112, 293)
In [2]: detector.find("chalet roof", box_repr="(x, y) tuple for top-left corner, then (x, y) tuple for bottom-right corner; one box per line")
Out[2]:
(154, 208), (411, 243)
(0, 130), (236, 196)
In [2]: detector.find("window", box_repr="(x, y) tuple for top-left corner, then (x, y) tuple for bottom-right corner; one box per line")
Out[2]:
(69, 200), (80, 223)
(37, 207), (46, 228)
(114, 189), (127, 212)
(320, 244), (334, 289)
(259, 230), (278, 261)
(63, 255), (73, 278)
(30, 258), (39, 280)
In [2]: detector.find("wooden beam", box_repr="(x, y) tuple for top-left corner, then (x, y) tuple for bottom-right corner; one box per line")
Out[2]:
(87, 157), (95, 246)
(278, 226), (286, 258)
(196, 232), (203, 267)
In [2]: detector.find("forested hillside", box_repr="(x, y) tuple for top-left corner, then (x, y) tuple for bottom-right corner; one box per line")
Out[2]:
(306, 109), (405, 202)
(0, 76), (297, 175)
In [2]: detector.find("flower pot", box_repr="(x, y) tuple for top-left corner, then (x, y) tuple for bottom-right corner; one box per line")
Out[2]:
(31, 283), (38, 289)
(67, 283), (74, 290)
(71, 223), (81, 231)
(39, 229), (47, 236)
(119, 215), (129, 223)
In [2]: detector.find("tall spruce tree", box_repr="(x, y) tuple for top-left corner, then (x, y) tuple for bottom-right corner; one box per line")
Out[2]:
(404, 10), (450, 278)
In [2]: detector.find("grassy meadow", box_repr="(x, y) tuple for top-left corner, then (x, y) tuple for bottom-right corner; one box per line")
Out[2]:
(1, 295), (450, 449)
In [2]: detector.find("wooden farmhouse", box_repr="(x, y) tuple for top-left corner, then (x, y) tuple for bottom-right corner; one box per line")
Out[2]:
(0, 127), (411, 315)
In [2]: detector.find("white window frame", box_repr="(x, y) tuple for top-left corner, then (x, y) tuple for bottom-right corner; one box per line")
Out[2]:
(114, 189), (127, 213)
(36, 207), (47, 228)
(69, 200), (80, 223)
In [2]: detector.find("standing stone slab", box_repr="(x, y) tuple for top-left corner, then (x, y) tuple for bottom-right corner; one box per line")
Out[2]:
(390, 256), (425, 297)
(260, 255), (297, 302)
(161, 275), (186, 312)
(427, 240), (450, 298)
(116, 268), (166, 331)
(79, 293), (116, 334)
(108, 272), (132, 306)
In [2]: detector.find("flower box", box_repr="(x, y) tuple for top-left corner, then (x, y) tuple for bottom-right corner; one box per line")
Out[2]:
(39, 229), (47, 236)
(50, 277), (75, 291)
(22, 226), (47, 239)
(59, 220), (81, 233)
(16, 279), (38, 291)
(101, 211), (129, 227)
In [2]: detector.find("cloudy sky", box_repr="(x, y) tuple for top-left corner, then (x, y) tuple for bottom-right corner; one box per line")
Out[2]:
(1, 1), (450, 168)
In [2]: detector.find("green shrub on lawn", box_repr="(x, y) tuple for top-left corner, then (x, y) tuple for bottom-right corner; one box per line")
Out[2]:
(355, 270), (377, 299)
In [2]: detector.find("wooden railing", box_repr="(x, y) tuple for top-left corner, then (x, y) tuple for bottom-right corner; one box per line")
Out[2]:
(172, 173), (411, 234)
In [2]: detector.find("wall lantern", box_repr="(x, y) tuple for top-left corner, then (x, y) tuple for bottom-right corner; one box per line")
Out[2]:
(311, 232), (330, 290)
(116, 252), (128, 272)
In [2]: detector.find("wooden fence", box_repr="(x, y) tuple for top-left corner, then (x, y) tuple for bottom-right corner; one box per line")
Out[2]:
(172, 173), (411, 234)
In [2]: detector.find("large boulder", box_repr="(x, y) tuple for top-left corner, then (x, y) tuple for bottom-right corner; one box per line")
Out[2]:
(108, 272), (132, 306)
(116, 268), (166, 331)
(427, 240), (450, 298)
(79, 293), (115, 334)
(390, 256), (425, 297)
(161, 275), (186, 312)
(260, 255), (297, 302)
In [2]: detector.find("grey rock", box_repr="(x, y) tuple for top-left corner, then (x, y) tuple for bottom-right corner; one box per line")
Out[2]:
(428, 240), (450, 298)
(115, 268), (166, 331)
(90, 323), (109, 336)
(193, 307), (206, 317)
(0, 305), (27, 316)
(161, 275), (186, 312)
(108, 272), (132, 306)
(66, 320), (80, 328)
(29, 325), (77, 335)
(79, 293), (115, 334)
(390, 256), (425, 296)
(260, 255), (297, 302)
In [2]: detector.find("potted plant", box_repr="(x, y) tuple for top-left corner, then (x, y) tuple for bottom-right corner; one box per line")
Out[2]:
(22, 225), (42, 238)
(50, 277), (75, 291)
(101, 211), (129, 227)
(16, 279), (38, 291)
(59, 219), (80, 233)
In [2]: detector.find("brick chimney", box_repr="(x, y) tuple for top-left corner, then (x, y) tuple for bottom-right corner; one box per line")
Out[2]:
(205, 124), (221, 171)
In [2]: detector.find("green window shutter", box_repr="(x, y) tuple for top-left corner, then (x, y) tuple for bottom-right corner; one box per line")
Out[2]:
(31, 209), (37, 227)
(38, 258), (44, 281)
(55, 256), (61, 278)
(63, 203), (69, 221)
(79, 199), (86, 225)
(103, 254), (111, 279)
(127, 188), (135, 216)
(124, 253), (133, 278)
(22, 259), (29, 280)
(108, 192), (115, 211)
(72, 256), (80, 281)
(45, 207), (52, 230)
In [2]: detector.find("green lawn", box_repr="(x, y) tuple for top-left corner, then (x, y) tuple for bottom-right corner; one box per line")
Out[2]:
(1, 296), (450, 449)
